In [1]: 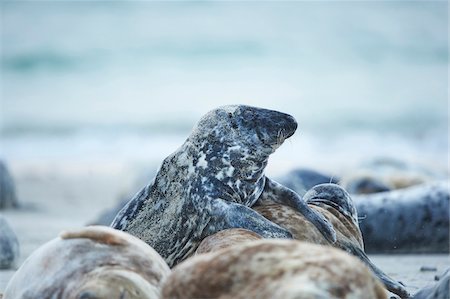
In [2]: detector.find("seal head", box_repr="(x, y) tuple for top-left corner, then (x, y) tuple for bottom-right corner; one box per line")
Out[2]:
(305, 183), (359, 228)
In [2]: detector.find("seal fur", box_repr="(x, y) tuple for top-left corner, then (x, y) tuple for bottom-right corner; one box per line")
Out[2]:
(4, 226), (170, 299)
(162, 239), (388, 299)
(112, 105), (336, 267)
(195, 228), (262, 254)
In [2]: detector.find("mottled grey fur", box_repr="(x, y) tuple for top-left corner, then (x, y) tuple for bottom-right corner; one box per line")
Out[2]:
(112, 105), (336, 267)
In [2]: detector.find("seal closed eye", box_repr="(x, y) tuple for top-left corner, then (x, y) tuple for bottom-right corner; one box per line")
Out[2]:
(111, 105), (336, 267)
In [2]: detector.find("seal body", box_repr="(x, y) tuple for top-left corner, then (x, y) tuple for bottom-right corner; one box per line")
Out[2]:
(112, 105), (336, 267)
(195, 228), (262, 254)
(4, 226), (170, 299)
(162, 239), (387, 299)
(354, 181), (449, 253)
(0, 216), (19, 269)
(254, 183), (410, 299)
(275, 168), (339, 196)
(0, 161), (18, 210)
(412, 268), (449, 299)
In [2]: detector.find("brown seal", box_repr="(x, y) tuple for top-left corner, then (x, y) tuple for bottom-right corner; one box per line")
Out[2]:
(254, 183), (410, 299)
(195, 228), (262, 254)
(4, 226), (170, 299)
(162, 239), (387, 299)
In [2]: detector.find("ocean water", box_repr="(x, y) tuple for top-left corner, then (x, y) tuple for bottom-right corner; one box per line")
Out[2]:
(0, 1), (448, 174)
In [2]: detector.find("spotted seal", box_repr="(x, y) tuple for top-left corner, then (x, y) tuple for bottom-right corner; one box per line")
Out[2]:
(4, 226), (170, 299)
(112, 105), (336, 267)
(162, 239), (387, 299)
(254, 183), (410, 299)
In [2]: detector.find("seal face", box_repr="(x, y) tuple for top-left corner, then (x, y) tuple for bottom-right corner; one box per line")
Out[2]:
(112, 105), (336, 267)
(305, 183), (359, 228)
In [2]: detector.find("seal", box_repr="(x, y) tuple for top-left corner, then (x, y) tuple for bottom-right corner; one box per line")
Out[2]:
(111, 105), (336, 267)
(412, 268), (449, 299)
(275, 168), (339, 196)
(4, 226), (170, 299)
(0, 160), (18, 210)
(254, 183), (410, 299)
(0, 216), (19, 269)
(354, 181), (449, 253)
(195, 228), (262, 254)
(162, 239), (388, 299)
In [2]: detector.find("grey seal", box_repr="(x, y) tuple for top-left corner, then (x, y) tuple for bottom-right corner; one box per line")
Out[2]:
(112, 105), (336, 267)
(4, 226), (170, 299)
(275, 168), (340, 196)
(162, 240), (388, 299)
(412, 268), (449, 299)
(0, 160), (18, 210)
(0, 216), (20, 269)
(354, 181), (449, 253)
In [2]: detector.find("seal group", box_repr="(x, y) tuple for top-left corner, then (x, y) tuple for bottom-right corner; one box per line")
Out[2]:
(112, 105), (336, 267)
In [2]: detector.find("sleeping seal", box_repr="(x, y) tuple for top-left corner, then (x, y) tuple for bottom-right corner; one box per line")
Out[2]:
(112, 105), (336, 267)
(162, 240), (388, 299)
(4, 226), (170, 299)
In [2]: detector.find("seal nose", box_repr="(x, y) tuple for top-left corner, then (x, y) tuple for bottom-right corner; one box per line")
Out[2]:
(284, 114), (298, 138)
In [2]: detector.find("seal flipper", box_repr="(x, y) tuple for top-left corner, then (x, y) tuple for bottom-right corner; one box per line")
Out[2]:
(258, 178), (337, 244)
(206, 199), (293, 239)
(340, 240), (410, 299)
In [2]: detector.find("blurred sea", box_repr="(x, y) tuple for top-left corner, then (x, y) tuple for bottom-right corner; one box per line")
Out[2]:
(0, 1), (448, 174)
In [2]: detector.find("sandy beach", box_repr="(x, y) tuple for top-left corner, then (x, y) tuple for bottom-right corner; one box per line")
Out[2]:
(1, 161), (448, 296)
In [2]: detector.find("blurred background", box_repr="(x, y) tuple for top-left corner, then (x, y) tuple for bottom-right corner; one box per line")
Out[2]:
(1, 1), (448, 174)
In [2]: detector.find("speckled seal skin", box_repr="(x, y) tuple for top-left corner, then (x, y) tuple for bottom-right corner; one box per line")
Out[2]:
(4, 226), (170, 299)
(254, 183), (410, 299)
(162, 239), (387, 299)
(195, 228), (262, 254)
(0, 161), (18, 210)
(0, 216), (19, 269)
(111, 105), (336, 267)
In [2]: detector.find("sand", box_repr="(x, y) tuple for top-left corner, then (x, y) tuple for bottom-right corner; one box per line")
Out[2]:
(0, 161), (448, 297)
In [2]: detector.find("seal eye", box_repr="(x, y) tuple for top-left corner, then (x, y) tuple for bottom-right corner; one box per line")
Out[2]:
(228, 112), (233, 118)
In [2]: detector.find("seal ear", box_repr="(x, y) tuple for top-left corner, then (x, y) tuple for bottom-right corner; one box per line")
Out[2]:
(60, 226), (128, 246)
